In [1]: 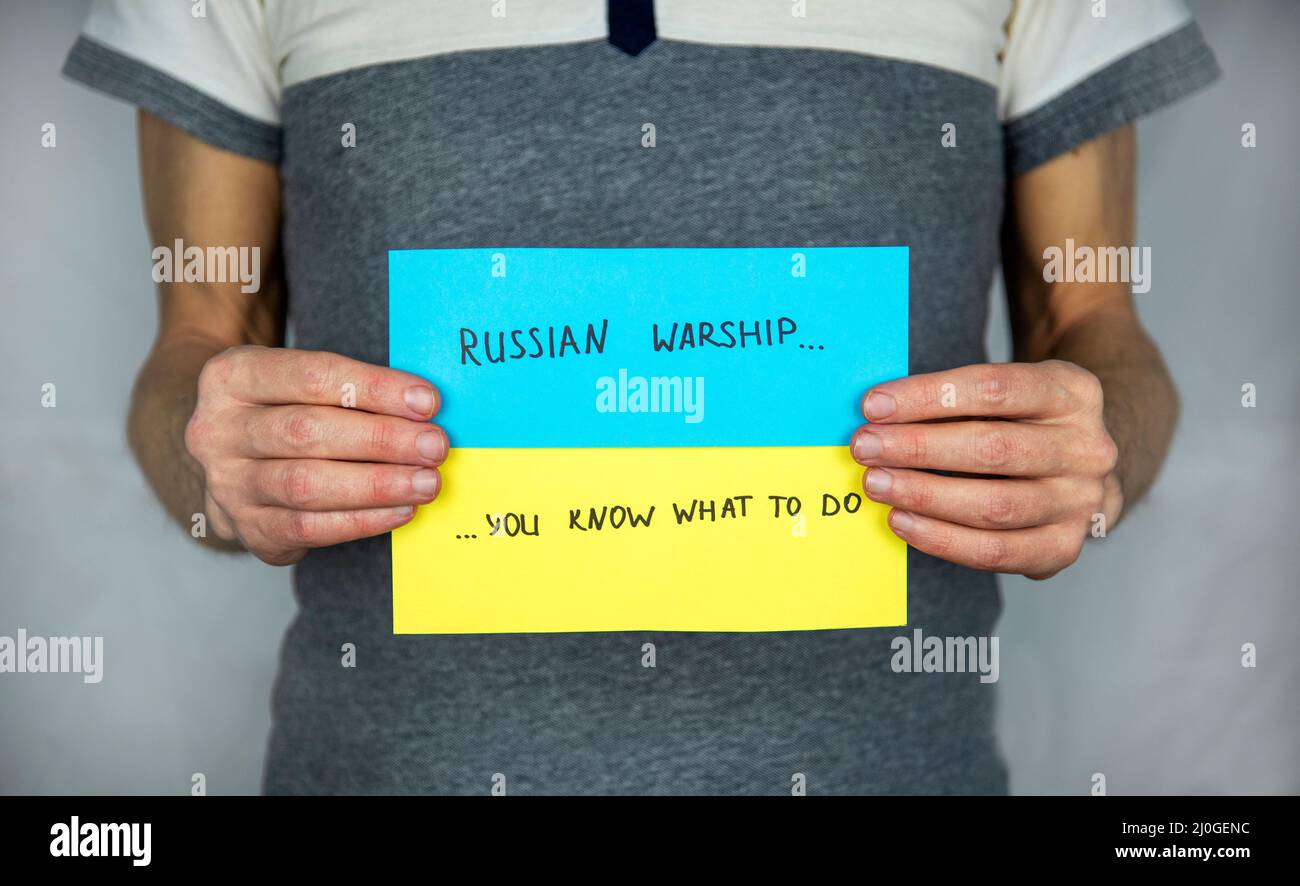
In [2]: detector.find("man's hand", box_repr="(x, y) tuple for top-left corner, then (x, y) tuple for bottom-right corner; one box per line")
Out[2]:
(184, 346), (447, 566)
(851, 361), (1122, 580)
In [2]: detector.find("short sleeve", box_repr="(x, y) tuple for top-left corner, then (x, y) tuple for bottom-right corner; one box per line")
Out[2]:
(999, 0), (1220, 175)
(62, 0), (281, 164)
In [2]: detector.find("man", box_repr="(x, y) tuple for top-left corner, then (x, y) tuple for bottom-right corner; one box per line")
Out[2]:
(64, 0), (1218, 794)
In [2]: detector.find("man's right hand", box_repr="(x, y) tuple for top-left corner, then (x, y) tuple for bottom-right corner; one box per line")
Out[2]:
(183, 346), (447, 565)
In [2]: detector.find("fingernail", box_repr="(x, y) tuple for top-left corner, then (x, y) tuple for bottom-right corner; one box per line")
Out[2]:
(889, 510), (914, 533)
(405, 386), (436, 416)
(388, 505), (415, 520)
(864, 391), (896, 420)
(853, 431), (882, 462)
(417, 430), (446, 462)
(865, 467), (892, 497)
(412, 469), (440, 498)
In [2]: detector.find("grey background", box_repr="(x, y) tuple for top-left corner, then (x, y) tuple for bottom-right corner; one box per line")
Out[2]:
(1, 0), (1296, 794)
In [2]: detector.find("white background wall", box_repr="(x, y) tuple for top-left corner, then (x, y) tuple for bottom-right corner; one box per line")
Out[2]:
(1, 0), (1296, 794)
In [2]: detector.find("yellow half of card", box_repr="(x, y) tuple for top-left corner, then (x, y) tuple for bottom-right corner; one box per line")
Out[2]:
(392, 445), (906, 634)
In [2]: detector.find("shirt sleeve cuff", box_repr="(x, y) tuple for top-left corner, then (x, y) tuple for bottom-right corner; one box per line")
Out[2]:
(1003, 21), (1220, 176)
(62, 35), (281, 165)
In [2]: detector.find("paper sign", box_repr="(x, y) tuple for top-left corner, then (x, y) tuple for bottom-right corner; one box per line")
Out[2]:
(389, 247), (908, 633)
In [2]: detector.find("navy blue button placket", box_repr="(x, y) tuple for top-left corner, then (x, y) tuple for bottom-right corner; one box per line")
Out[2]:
(607, 0), (657, 56)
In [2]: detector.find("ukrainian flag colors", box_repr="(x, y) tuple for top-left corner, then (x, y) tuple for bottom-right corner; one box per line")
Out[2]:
(389, 247), (909, 633)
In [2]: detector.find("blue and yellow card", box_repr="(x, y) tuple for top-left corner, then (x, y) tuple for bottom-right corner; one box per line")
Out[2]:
(389, 246), (908, 633)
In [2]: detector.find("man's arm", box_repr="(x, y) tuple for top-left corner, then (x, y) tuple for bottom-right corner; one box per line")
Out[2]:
(129, 112), (448, 564)
(1000, 122), (1177, 518)
(129, 110), (286, 549)
(851, 124), (1176, 578)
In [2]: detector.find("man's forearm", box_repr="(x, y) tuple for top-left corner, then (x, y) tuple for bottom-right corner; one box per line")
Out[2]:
(1042, 303), (1179, 522)
(127, 337), (242, 550)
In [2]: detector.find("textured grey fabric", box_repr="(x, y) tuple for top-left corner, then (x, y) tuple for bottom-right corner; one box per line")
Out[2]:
(61, 36), (282, 163)
(271, 41), (1008, 794)
(1004, 22), (1220, 174)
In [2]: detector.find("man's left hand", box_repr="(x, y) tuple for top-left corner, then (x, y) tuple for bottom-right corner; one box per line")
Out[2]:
(852, 360), (1123, 580)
